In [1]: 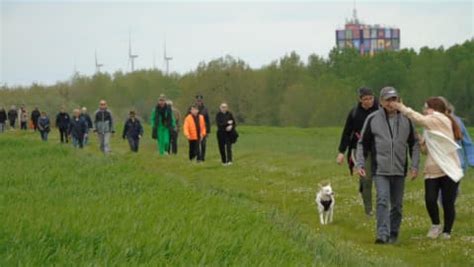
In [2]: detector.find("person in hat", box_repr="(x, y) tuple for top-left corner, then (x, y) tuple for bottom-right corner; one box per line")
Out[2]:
(356, 86), (420, 244)
(122, 110), (144, 152)
(336, 87), (379, 216)
(151, 94), (175, 155)
(195, 95), (211, 161)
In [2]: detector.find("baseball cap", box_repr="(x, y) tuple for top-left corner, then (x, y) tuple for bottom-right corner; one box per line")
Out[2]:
(380, 87), (399, 100)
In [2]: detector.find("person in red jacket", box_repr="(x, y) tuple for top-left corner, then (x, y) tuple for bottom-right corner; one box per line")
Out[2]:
(183, 105), (207, 162)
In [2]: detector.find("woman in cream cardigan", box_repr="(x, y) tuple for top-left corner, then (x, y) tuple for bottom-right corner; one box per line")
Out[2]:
(391, 97), (463, 240)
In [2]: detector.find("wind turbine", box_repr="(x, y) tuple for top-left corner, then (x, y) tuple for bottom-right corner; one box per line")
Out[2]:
(163, 39), (173, 75)
(128, 32), (139, 72)
(95, 50), (104, 73)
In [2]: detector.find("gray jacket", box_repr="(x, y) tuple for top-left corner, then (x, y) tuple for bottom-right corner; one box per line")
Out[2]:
(94, 109), (115, 134)
(356, 108), (420, 177)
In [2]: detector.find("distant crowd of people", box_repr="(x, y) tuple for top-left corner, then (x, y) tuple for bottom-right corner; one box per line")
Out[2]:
(336, 87), (473, 244)
(0, 94), (239, 166)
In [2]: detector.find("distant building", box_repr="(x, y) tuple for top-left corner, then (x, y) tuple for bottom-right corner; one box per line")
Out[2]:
(336, 8), (400, 55)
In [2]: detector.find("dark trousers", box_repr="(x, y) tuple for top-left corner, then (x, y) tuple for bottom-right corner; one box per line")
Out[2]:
(72, 136), (84, 148)
(425, 176), (459, 234)
(127, 137), (140, 152)
(201, 136), (207, 161)
(169, 129), (178, 154)
(40, 131), (48, 141)
(189, 140), (203, 161)
(59, 128), (68, 143)
(9, 119), (15, 128)
(217, 131), (233, 163)
(20, 121), (27, 130)
(33, 122), (38, 131)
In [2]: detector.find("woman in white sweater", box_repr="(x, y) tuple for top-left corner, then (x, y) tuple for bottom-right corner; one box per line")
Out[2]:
(391, 97), (463, 240)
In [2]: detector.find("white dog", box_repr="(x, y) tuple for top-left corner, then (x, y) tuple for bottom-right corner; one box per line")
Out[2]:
(315, 183), (335, 225)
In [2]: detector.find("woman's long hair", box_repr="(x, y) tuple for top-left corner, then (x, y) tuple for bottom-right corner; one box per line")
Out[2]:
(425, 97), (462, 140)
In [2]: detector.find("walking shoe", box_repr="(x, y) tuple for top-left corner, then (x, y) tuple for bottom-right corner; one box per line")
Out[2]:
(426, 225), (442, 239)
(388, 235), (398, 244)
(375, 237), (388, 244)
(440, 233), (451, 240)
(227, 161), (233, 166)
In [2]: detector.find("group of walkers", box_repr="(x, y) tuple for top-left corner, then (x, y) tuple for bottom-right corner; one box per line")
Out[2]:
(0, 94), (239, 165)
(337, 86), (474, 244)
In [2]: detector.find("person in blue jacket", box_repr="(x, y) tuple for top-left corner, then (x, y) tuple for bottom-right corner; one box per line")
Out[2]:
(68, 109), (88, 149)
(37, 111), (51, 141)
(122, 110), (143, 152)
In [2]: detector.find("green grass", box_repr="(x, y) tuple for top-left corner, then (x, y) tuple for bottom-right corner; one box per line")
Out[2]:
(0, 126), (473, 266)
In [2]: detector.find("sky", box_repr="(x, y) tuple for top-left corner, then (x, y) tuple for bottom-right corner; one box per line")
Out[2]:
(1, 0), (473, 86)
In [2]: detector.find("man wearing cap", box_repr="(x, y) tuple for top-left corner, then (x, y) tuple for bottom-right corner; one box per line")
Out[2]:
(337, 87), (379, 217)
(151, 94), (176, 155)
(356, 87), (420, 244)
(195, 95), (211, 161)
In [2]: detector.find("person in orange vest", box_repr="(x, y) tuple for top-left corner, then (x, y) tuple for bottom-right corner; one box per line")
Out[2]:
(183, 105), (207, 162)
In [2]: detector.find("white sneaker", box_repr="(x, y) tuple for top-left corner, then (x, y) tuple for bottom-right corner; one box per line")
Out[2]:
(227, 162), (233, 166)
(222, 163), (228, 166)
(426, 225), (442, 239)
(440, 233), (451, 240)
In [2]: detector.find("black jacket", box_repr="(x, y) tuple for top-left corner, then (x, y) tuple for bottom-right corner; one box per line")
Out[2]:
(31, 109), (41, 123)
(38, 117), (50, 132)
(56, 112), (71, 129)
(199, 105), (211, 134)
(81, 113), (93, 129)
(68, 117), (87, 138)
(8, 109), (17, 121)
(0, 110), (6, 123)
(216, 111), (236, 133)
(338, 101), (379, 154)
(123, 118), (144, 139)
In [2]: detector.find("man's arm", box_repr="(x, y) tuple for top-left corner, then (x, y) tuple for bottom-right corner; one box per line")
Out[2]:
(338, 109), (355, 154)
(408, 121), (420, 177)
(356, 116), (373, 173)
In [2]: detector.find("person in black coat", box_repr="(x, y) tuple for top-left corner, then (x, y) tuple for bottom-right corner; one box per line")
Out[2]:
(122, 110), (143, 152)
(336, 87), (379, 216)
(37, 111), (51, 141)
(196, 95), (211, 161)
(0, 107), (7, 133)
(216, 103), (238, 165)
(7, 106), (18, 129)
(31, 107), (41, 131)
(56, 107), (71, 143)
(68, 109), (87, 148)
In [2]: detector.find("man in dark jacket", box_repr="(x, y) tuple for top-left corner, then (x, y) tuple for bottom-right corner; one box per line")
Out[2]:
(31, 107), (41, 131)
(336, 87), (379, 216)
(356, 87), (420, 245)
(56, 107), (71, 143)
(7, 106), (18, 129)
(122, 110), (144, 152)
(196, 95), (210, 161)
(0, 107), (7, 133)
(68, 109), (88, 148)
(80, 107), (93, 145)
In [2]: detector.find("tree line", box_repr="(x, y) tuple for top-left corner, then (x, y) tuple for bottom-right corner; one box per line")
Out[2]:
(1, 39), (473, 127)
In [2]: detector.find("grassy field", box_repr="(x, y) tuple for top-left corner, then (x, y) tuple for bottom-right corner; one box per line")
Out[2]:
(1, 125), (473, 266)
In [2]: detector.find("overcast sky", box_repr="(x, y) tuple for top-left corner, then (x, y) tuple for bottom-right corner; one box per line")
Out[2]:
(1, 0), (473, 86)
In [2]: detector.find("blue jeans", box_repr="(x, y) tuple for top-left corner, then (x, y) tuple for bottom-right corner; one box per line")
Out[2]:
(374, 175), (405, 241)
(40, 131), (48, 141)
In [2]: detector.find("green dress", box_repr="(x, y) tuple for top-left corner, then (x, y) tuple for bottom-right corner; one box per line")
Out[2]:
(150, 106), (176, 155)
